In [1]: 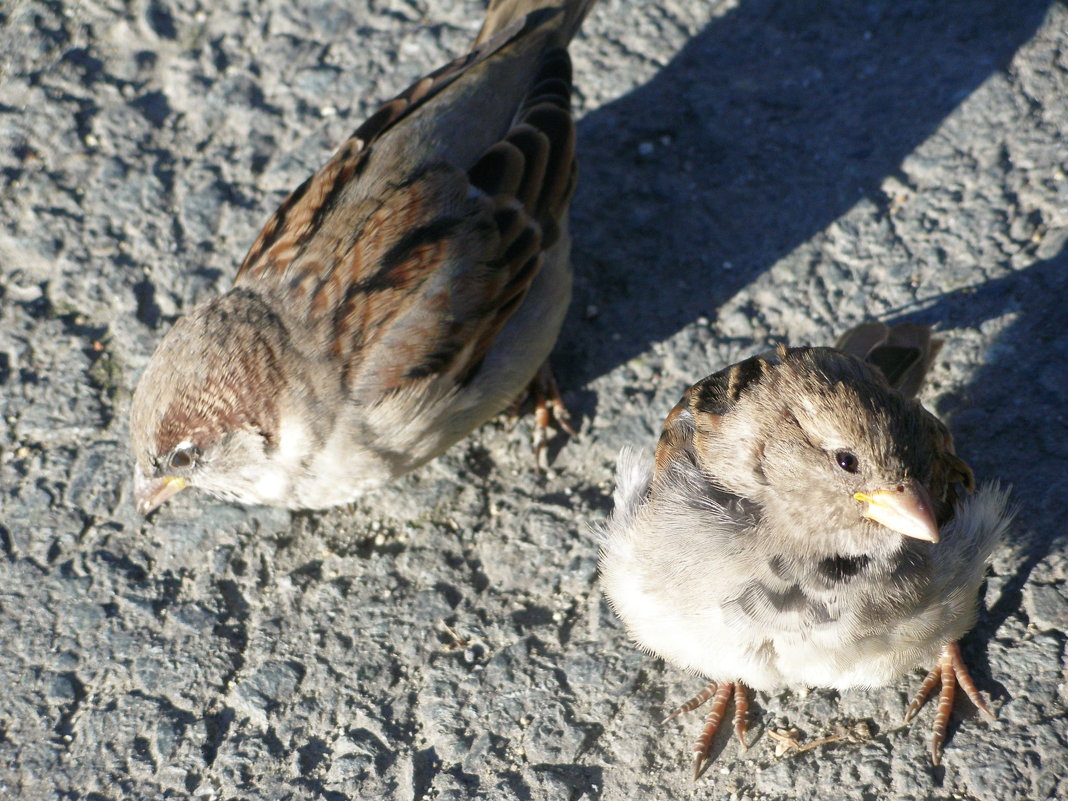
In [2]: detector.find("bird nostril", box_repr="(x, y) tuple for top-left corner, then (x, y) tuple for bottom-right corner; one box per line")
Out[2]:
(896, 485), (904, 493)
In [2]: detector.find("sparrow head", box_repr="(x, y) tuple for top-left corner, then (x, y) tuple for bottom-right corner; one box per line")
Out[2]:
(683, 345), (964, 552)
(130, 290), (288, 514)
(764, 348), (945, 542)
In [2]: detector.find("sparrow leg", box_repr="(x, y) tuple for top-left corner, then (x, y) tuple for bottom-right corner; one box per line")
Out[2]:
(733, 682), (750, 749)
(530, 363), (576, 466)
(661, 681), (719, 725)
(661, 681), (751, 781)
(903, 641), (995, 765)
(503, 364), (575, 464)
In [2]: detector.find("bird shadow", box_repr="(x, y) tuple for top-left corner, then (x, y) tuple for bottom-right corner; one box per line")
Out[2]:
(560, 0), (1053, 387)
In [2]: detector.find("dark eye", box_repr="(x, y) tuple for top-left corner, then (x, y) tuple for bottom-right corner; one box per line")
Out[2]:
(168, 446), (197, 470)
(835, 450), (859, 473)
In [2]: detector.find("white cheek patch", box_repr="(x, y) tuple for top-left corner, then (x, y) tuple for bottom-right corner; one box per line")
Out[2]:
(236, 417), (312, 504)
(254, 417), (318, 502)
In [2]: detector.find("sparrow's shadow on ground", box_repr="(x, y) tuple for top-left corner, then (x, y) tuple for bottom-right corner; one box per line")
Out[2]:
(561, 0), (1052, 389)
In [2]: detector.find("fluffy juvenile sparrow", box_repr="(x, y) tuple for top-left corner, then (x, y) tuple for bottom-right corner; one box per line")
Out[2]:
(599, 322), (1013, 777)
(130, 0), (596, 514)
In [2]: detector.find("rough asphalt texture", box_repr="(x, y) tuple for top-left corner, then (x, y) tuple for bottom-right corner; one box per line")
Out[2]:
(2, 1), (1067, 799)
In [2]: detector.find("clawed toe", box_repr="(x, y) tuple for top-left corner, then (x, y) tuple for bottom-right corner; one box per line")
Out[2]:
(663, 681), (751, 781)
(510, 362), (576, 468)
(903, 641), (995, 765)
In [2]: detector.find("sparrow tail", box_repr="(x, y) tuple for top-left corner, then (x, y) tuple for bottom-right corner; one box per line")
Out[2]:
(475, 0), (598, 47)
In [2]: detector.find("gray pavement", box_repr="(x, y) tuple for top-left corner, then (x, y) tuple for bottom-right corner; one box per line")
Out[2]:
(1, 0), (1066, 798)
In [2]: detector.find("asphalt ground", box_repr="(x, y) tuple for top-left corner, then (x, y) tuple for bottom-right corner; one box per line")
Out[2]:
(1, 1), (1066, 799)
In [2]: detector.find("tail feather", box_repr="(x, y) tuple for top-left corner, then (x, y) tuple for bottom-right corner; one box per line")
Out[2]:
(836, 321), (942, 398)
(475, 0), (597, 47)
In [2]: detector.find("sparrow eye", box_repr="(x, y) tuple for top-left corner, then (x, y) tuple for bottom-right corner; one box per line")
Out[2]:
(835, 450), (859, 473)
(168, 446), (197, 471)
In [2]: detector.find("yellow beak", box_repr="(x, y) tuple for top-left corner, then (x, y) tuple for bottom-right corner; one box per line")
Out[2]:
(135, 475), (188, 516)
(854, 480), (940, 543)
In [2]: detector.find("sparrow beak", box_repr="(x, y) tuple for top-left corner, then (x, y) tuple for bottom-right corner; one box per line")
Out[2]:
(854, 480), (940, 543)
(135, 474), (188, 516)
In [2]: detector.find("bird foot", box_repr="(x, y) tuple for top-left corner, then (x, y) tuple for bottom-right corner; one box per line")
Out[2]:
(507, 363), (575, 469)
(662, 681), (750, 781)
(903, 641), (995, 765)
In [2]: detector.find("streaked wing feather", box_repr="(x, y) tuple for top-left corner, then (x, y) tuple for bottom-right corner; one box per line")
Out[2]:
(234, 9), (578, 404)
(235, 35), (505, 287)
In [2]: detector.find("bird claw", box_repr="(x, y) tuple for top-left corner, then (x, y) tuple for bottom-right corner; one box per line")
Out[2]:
(663, 681), (751, 781)
(903, 641), (995, 765)
(509, 363), (576, 469)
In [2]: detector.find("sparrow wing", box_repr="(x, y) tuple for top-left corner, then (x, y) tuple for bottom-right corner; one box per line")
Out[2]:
(234, 4), (581, 401)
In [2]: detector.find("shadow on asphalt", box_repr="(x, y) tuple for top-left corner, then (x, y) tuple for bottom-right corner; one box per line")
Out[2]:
(563, 0), (1052, 385)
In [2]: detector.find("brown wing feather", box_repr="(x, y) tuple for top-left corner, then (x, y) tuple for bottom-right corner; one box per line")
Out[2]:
(235, 5), (580, 288)
(650, 355), (774, 485)
(235, 49), (490, 287)
(231, 6), (581, 404)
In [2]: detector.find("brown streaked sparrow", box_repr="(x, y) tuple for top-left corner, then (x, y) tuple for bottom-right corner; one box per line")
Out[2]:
(599, 322), (1013, 777)
(130, 0), (596, 514)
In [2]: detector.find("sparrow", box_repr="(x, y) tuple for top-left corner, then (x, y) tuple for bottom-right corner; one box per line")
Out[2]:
(130, 0), (596, 514)
(599, 322), (1013, 778)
